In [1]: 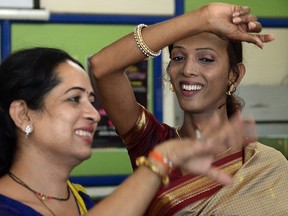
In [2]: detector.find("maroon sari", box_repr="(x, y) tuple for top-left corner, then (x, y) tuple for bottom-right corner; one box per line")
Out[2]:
(120, 105), (243, 215)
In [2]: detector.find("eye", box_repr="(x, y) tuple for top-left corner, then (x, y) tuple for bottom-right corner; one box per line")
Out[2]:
(199, 57), (214, 63)
(68, 96), (81, 103)
(88, 93), (97, 106)
(171, 55), (185, 62)
(89, 97), (97, 107)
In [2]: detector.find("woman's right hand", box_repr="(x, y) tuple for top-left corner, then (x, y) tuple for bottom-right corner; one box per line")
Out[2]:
(196, 3), (274, 48)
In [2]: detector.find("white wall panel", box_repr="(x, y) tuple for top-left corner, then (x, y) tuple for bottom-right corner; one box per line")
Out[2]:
(40, 0), (175, 16)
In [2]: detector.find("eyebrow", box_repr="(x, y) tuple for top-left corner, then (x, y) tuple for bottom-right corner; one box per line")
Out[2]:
(64, 86), (96, 97)
(195, 47), (215, 51)
(65, 86), (86, 94)
(171, 46), (215, 52)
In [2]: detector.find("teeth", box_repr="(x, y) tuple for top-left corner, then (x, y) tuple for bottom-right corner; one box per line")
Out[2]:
(182, 84), (202, 91)
(75, 130), (93, 138)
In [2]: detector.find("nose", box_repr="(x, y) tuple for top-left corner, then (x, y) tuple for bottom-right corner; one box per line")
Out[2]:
(182, 59), (199, 77)
(85, 102), (101, 123)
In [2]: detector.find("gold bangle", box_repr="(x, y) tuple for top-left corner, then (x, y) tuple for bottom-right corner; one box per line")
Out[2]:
(134, 24), (162, 58)
(136, 156), (170, 185)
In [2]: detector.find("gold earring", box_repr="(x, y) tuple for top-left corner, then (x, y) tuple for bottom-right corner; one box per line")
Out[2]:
(170, 84), (175, 92)
(226, 84), (235, 95)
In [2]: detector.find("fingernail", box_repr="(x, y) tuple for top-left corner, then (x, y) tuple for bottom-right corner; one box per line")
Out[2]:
(232, 11), (240, 17)
(232, 17), (241, 24)
(248, 22), (256, 30)
(270, 34), (276, 41)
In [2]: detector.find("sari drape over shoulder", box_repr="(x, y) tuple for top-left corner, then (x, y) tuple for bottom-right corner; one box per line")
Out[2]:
(121, 104), (288, 216)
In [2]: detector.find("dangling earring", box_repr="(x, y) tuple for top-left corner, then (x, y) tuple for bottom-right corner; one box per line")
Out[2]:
(25, 125), (33, 137)
(170, 84), (175, 92)
(226, 84), (235, 96)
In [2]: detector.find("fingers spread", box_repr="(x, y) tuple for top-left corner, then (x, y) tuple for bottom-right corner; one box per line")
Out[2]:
(257, 34), (275, 43)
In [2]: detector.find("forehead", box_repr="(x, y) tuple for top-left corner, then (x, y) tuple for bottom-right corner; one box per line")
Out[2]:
(54, 60), (92, 91)
(173, 32), (228, 50)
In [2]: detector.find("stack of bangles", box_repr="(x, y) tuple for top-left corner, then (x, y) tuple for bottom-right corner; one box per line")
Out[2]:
(136, 151), (173, 185)
(134, 24), (162, 58)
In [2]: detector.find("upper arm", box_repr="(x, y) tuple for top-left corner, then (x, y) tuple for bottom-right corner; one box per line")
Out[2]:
(94, 71), (141, 135)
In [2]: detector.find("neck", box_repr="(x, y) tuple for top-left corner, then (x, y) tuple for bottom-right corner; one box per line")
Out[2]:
(179, 110), (243, 160)
(9, 157), (71, 197)
(181, 109), (228, 138)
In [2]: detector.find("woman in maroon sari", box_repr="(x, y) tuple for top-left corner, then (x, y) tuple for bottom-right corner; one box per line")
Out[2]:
(90, 3), (288, 216)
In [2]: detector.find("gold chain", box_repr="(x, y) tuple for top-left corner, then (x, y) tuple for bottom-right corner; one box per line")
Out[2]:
(217, 146), (232, 157)
(175, 126), (182, 140)
(175, 126), (231, 156)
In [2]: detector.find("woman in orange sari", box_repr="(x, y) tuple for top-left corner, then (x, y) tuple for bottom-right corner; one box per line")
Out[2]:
(90, 3), (287, 215)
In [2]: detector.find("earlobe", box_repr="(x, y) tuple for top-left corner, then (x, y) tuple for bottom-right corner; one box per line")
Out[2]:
(9, 100), (31, 133)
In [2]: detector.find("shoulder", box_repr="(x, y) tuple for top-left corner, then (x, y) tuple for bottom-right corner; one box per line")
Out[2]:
(245, 141), (288, 168)
(250, 142), (286, 159)
(121, 104), (174, 148)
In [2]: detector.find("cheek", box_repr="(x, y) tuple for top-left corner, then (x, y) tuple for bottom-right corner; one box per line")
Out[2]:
(206, 72), (229, 93)
(51, 111), (79, 133)
(167, 67), (179, 82)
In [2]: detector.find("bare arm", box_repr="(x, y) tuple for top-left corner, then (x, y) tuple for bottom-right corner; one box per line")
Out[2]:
(89, 3), (273, 135)
(85, 112), (247, 216)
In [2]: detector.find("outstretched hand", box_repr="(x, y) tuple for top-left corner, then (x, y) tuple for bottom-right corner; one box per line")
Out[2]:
(154, 113), (250, 186)
(200, 3), (274, 48)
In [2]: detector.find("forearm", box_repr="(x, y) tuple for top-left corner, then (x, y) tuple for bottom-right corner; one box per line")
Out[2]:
(89, 9), (205, 134)
(85, 166), (162, 216)
(90, 8), (204, 79)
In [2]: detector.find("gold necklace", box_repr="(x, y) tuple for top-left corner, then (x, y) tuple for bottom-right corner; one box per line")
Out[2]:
(175, 126), (202, 140)
(175, 126), (182, 140)
(175, 126), (231, 156)
(216, 146), (232, 157)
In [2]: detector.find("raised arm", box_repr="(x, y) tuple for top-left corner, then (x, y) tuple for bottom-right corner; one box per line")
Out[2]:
(89, 2), (273, 135)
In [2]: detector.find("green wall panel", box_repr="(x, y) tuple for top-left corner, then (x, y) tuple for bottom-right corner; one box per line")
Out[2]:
(12, 24), (133, 67)
(185, 0), (288, 18)
(71, 149), (132, 176)
(12, 23), (154, 112)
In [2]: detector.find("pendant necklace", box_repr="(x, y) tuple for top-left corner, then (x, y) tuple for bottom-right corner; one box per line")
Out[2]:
(8, 172), (71, 216)
(175, 126), (231, 156)
(175, 126), (202, 140)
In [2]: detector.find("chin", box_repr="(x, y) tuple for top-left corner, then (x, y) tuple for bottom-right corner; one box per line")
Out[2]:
(77, 149), (93, 162)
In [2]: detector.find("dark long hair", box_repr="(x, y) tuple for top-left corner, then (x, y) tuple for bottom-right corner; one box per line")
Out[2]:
(0, 47), (84, 177)
(168, 40), (244, 118)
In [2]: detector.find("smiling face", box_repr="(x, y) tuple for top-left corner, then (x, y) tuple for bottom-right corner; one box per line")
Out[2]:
(168, 32), (238, 115)
(28, 60), (100, 165)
